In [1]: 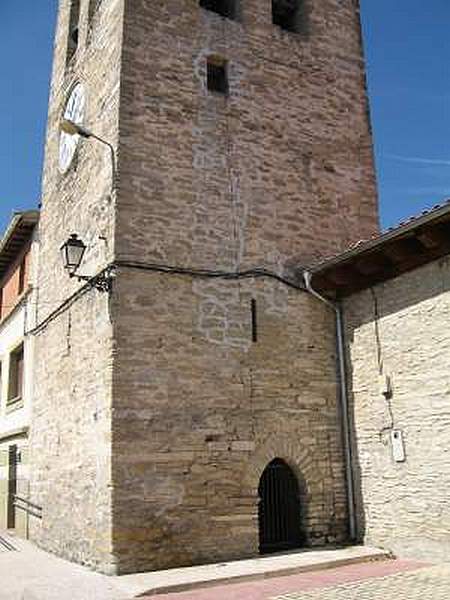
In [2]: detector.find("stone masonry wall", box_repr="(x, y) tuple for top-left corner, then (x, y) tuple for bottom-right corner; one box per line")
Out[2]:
(109, 0), (379, 572)
(111, 270), (349, 573)
(29, 0), (124, 573)
(344, 256), (450, 562)
(30, 291), (114, 571)
(31, 0), (379, 574)
(117, 0), (379, 272)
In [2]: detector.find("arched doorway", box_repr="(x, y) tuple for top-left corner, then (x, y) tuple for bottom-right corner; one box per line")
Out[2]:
(258, 458), (303, 554)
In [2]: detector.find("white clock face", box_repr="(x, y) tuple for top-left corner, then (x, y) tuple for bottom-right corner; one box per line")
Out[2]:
(59, 83), (86, 173)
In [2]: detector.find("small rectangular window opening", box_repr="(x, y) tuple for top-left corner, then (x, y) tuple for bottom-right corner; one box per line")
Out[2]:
(272, 0), (300, 33)
(207, 57), (229, 95)
(8, 344), (24, 403)
(251, 299), (258, 343)
(200, 0), (236, 20)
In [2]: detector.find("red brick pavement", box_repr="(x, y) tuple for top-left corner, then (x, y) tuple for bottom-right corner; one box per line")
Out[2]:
(141, 560), (427, 600)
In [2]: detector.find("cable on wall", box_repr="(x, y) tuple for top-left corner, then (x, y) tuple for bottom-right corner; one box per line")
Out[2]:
(370, 286), (396, 437)
(114, 259), (306, 291)
(25, 260), (307, 337)
(26, 268), (110, 337)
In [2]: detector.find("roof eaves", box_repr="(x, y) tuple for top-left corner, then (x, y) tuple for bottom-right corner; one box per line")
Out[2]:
(310, 200), (450, 275)
(0, 210), (39, 267)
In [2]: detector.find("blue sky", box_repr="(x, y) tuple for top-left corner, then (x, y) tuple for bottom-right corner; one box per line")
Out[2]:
(1, 0), (449, 236)
(361, 0), (450, 227)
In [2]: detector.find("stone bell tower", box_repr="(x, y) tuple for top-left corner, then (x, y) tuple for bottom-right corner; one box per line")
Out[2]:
(30, 0), (378, 574)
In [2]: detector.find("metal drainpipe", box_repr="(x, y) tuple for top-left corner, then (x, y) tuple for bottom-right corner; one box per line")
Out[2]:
(303, 270), (357, 541)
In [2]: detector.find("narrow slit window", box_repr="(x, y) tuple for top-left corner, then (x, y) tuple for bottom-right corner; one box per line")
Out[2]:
(272, 0), (301, 33)
(67, 0), (81, 64)
(207, 57), (229, 95)
(251, 299), (258, 343)
(199, 0), (237, 20)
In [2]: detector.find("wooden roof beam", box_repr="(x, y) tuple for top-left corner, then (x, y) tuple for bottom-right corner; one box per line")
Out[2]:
(415, 225), (450, 250)
(354, 253), (392, 276)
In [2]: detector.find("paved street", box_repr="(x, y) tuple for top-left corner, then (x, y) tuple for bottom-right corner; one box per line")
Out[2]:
(2, 531), (449, 600)
(277, 564), (450, 600)
(142, 562), (450, 600)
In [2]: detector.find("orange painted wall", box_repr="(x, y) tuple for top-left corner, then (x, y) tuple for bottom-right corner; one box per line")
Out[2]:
(0, 243), (31, 322)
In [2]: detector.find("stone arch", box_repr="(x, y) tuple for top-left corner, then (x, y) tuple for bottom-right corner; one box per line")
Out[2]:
(242, 436), (323, 494)
(242, 436), (328, 546)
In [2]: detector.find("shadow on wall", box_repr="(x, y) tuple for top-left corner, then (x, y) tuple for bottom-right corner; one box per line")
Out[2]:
(345, 377), (366, 544)
(344, 256), (450, 328)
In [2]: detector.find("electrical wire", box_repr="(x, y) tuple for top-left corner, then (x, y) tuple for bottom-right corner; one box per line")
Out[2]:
(22, 260), (306, 337)
(114, 259), (306, 291)
(26, 272), (105, 337)
(370, 287), (396, 437)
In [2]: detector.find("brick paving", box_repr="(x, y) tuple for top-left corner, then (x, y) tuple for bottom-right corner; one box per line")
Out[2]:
(277, 564), (450, 600)
(141, 560), (439, 600)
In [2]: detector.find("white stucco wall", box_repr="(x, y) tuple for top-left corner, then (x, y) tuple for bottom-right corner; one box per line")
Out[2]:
(344, 256), (450, 562)
(0, 304), (34, 436)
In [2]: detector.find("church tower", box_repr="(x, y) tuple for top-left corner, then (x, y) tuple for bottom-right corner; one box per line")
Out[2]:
(30, 0), (378, 574)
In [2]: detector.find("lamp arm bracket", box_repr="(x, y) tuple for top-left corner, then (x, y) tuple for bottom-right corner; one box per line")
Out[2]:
(69, 267), (114, 292)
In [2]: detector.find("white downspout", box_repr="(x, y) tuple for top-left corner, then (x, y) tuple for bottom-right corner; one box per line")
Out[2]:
(303, 270), (357, 541)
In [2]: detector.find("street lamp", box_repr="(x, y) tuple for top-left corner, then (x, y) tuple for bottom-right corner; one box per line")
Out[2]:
(60, 234), (86, 275)
(60, 234), (113, 292)
(60, 119), (117, 192)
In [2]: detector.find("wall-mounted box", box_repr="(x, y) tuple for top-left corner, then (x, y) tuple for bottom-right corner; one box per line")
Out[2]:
(391, 429), (406, 463)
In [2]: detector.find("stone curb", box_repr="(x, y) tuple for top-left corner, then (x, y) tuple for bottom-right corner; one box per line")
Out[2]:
(134, 550), (391, 597)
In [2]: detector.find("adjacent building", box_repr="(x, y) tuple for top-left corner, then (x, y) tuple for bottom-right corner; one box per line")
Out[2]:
(0, 210), (39, 538)
(310, 201), (450, 562)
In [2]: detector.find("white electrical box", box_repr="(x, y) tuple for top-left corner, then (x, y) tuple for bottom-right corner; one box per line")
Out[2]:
(391, 429), (406, 463)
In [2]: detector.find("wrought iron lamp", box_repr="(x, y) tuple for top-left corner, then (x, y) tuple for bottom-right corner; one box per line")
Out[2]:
(60, 234), (112, 292)
(60, 234), (86, 275)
